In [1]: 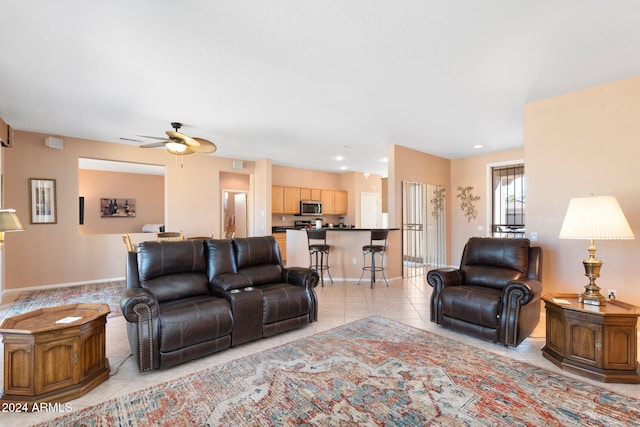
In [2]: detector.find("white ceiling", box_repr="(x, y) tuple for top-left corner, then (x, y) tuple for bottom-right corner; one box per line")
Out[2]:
(2, 1), (640, 177)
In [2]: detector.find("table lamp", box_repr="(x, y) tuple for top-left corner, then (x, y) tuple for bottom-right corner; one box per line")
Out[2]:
(0, 209), (25, 250)
(559, 195), (635, 306)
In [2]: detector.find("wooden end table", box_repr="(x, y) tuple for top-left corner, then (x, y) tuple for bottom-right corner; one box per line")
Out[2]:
(542, 293), (640, 383)
(0, 303), (110, 406)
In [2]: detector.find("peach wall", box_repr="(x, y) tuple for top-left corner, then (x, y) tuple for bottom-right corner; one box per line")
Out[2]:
(3, 130), (257, 290)
(79, 169), (164, 234)
(450, 148), (524, 263)
(388, 144), (451, 265)
(525, 75), (640, 306)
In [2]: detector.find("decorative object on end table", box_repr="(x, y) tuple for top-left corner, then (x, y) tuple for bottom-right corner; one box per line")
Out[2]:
(559, 195), (635, 306)
(29, 178), (57, 224)
(0, 209), (24, 249)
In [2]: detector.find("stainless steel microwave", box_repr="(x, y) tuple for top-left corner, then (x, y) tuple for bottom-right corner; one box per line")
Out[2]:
(300, 200), (322, 216)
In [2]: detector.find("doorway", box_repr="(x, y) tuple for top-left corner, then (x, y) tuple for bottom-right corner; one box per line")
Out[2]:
(222, 191), (248, 238)
(401, 181), (446, 279)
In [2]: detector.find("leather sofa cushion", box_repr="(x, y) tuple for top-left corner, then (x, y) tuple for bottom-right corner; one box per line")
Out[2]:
(159, 295), (233, 353)
(462, 238), (529, 290)
(138, 240), (207, 280)
(142, 272), (210, 303)
(210, 272), (252, 291)
(234, 236), (281, 269)
(240, 264), (283, 286)
(463, 265), (524, 290)
(463, 237), (529, 272)
(205, 240), (238, 282)
(441, 285), (501, 328)
(260, 283), (311, 324)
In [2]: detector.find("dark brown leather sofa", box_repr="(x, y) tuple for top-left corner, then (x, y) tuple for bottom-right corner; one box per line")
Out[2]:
(427, 237), (542, 346)
(121, 236), (319, 372)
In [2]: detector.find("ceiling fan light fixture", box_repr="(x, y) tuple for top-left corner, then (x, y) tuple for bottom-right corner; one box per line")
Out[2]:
(166, 141), (187, 153)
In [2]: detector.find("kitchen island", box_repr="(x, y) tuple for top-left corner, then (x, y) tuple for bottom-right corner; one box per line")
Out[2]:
(284, 228), (401, 282)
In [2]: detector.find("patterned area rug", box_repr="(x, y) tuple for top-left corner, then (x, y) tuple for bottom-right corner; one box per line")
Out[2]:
(0, 281), (124, 322)
(35, 316), (640, 426)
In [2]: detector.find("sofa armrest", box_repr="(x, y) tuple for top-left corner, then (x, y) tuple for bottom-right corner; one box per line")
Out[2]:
(427, 268), (463, 324)
(121, 288), (159, 322)
(120, 288), (160, 372)
(283, 267), (320, 289)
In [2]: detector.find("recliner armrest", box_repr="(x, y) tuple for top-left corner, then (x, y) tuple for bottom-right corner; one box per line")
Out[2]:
(283, 267), (320, 289)
(503, 278), (542, 306)
(427, 268), (464, 291)
(121, 287), (159, 322)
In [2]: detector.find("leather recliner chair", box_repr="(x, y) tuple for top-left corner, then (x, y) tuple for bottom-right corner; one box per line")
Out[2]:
(427, 237), (542, 346)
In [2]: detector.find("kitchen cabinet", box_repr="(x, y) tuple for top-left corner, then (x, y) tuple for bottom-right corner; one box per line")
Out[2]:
(321, 190), (348, 215)
(273, 232), (287, 263)
(283, 187), (301, 214)
(272, 186), (300, 214)
(320, 190), (335, 214)
(273, 186), (347, 215)
(334, 190), (347, 215)
(272, 186), (285, 214)
(300, 188), (321, 201)
(542, 293), (640, 383)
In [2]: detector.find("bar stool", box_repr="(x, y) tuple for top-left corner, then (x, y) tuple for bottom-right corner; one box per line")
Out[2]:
(307, 229), (333, 286)
(358, 229), (389, 289)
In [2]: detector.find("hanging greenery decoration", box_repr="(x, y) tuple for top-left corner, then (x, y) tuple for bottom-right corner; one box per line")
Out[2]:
(430, 187), (446, 219)
(457, 186), (480, 222)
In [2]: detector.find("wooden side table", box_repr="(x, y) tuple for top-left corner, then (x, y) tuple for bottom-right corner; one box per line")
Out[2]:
(0, 303), (110, 405)
(542, 293), (640, 383)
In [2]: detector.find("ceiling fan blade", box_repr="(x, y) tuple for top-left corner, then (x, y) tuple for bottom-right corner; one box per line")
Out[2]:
(120, 137), (145, 143)
(189, 137), (217, 153)
(137, 135), (170, 141)
(166, 130), (200, 147)
(140, 142), (168, 148)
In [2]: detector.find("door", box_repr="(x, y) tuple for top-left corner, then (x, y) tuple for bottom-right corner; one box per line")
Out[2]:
(360, 192), (379, 228)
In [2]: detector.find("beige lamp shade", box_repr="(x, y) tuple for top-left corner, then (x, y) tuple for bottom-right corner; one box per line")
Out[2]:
(0, 209), (25, 232)
(559, 196), (634, 241)
(0, 209), (25, 250)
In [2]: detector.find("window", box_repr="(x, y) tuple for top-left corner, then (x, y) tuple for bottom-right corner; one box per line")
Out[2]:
(491, 164), (525, 238)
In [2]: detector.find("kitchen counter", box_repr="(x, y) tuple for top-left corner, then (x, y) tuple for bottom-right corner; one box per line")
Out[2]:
(283, 228), (400, 281)
(272, 226), (399, 233)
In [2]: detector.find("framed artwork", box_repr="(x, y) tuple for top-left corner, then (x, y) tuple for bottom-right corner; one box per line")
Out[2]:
(29, 178), (57, 224)
(100, 198), (136, 217)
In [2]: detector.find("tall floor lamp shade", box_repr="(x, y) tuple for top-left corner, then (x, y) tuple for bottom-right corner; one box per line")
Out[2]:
(0, 209), (25, 250)
(559, 195), (635, 306)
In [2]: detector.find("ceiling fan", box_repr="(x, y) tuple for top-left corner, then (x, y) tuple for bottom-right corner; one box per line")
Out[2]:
(129, 122), (217, 155)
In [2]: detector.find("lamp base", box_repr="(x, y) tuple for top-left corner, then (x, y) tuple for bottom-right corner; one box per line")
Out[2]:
(580, 251), (606, 306)
(578, 292), (606, 306)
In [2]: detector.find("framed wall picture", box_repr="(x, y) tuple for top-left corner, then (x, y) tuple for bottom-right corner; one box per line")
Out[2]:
(29, 178), (57, 224)
(100, 198), (136, 217)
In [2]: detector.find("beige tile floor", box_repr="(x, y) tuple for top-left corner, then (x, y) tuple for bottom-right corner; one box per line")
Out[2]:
(1, 276), (639, 425)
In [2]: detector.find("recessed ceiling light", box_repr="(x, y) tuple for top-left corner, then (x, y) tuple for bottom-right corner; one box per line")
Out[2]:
(336, 156), (344, 161)
(340, 166), (348, 170)
(474, 144), (483, 149)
